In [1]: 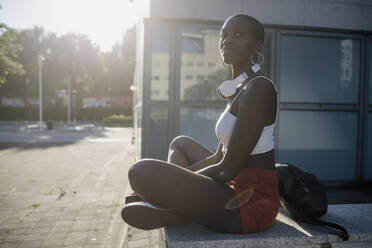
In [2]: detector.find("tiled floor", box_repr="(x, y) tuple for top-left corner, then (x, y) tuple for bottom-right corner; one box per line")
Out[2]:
(123, 227), (166, 248)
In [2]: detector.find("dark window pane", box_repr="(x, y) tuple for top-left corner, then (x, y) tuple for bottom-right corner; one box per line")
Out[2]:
(180, 107), (221, 151)
(366, 113), (372, 180)
(369, 37), (372, 105)
(151, 24), (170, 100)
(152, 25), (170, 52)
(148, 106), (169, 160)
(277, 110), (358, 181)
(280, 35), (360, 104)
(180, 27), (272, 102)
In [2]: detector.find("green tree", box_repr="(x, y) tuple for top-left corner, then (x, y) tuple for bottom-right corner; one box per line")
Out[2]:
(92, 25), (135, 98)
(44, 32), (103, 98)
(0, 24), (136, 105)
(4, 26), (45, 97)
(121, 25), (136, 93)
(0, 24), (25, 87)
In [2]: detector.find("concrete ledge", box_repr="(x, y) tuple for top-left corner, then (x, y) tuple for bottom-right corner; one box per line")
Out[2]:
(163, 204), (372, 248)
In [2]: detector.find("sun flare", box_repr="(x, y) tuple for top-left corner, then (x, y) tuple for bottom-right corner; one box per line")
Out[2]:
(50, 0), (137, 50)
(1, 0), (139, 51)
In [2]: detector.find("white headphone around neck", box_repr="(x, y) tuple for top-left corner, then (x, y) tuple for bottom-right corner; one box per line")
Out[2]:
(217, 72), (248, 98)
(217, 62), (262, 98)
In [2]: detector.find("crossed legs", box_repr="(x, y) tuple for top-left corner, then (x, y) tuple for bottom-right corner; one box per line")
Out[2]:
(124, 136), (243, 233)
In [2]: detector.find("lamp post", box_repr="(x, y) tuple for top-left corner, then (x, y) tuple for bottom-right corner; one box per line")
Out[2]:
(38, 55), (45, 130)
(25, 78), (29, 121)
(67, 77), (71, 124)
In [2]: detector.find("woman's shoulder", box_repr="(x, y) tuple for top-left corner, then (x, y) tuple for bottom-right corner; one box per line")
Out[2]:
(229, 75), (276, 115)
(239, 76), (276, 105)
(244, 76), (277, 95)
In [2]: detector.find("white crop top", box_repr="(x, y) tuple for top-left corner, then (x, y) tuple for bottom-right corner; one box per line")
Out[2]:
(215, 76), (278, 155)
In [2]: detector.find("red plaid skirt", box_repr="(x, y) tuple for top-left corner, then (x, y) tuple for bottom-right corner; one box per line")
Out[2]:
(225, 167), (280, 233)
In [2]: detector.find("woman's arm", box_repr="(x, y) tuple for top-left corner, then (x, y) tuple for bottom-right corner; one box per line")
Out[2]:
(196, 79), (276, 182)
(186, 142), (223, 172)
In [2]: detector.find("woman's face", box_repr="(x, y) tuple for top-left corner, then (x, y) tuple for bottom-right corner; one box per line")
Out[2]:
(219, 16), (258, 65)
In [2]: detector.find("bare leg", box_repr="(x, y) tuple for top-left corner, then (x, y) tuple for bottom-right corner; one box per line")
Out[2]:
(125, 159), (243, 233)
(167, 135), (213, 167)
(128, 135), (212, 197)
(124, 136), (213, 225)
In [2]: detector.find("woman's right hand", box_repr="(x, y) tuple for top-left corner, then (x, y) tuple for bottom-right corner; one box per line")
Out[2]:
(187, 142), (223, 172)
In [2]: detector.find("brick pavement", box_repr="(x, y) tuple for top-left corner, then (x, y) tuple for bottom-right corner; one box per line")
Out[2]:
(0, 127), (146, 248)
(123, 227), (165, 248)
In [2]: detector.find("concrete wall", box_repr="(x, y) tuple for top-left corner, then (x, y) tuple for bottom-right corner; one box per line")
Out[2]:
(149, 0), (372, 31)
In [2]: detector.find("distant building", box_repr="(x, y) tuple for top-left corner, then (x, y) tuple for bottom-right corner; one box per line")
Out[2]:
(132, 0), (372, 186)
(82, 95), (132, 108)
(0, 96), (25, 107)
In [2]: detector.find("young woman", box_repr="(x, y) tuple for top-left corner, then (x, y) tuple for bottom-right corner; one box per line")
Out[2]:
(121, 13), (279, 234)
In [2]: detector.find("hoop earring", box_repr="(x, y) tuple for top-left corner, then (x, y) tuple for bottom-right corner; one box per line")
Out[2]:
(250, 52), (264, 73)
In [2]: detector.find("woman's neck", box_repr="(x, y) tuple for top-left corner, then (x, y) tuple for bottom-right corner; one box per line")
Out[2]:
(231, 62), (262, 79)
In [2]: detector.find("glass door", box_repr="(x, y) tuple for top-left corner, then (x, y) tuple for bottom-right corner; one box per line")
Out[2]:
(176, 24), (227, 151)
(276, 30), (363, 182)
(176, 24), (274, 151)
(365, 36), (372, 180)
(146, 23), (172, 159)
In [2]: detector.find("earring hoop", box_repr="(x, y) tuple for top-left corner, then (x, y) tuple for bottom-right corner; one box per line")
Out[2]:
(250, 52), (264, 66)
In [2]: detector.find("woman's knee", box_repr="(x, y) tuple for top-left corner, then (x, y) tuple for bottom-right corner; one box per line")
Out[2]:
(128, 159), (156, 190)
(169, 135), (192, 150)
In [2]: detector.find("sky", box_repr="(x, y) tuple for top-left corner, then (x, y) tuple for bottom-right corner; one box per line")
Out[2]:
(0, 0), (138, 52)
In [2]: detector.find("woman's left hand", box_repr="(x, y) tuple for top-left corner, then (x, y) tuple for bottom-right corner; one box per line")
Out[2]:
(196, 163), (236, 183)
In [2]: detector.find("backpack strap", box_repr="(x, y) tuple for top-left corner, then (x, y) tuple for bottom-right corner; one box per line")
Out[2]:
(300, 216), (349, 241)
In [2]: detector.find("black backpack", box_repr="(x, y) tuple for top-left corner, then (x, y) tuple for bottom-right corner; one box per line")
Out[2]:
(275, 163), (349, 241)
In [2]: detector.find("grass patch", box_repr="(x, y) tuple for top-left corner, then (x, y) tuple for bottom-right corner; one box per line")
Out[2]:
(31, 203), (40, 208)
(43, 190), (54, 196)
(103, 114), (133, 126)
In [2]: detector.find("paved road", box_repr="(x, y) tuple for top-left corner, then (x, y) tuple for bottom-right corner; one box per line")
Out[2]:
(0, 127), (138, 248)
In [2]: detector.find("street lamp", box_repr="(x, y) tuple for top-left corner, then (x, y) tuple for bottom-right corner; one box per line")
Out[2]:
(38, 55), (45, 130)
(25, 78), (30, 121)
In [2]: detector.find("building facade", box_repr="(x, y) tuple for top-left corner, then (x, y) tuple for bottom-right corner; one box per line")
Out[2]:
(132, 0), (372, 186)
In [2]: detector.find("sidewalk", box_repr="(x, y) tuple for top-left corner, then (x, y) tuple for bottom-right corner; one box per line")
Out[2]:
(0, 127), (150, 248)
(123, 227), (165, 248)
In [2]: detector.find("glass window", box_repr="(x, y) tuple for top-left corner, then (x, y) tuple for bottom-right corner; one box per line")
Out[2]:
(148, 24), (171, 160)
(180, 107), (222, 151)
(178, 27), (273, 154)
(148, 106), (169, 160)
(369, 37), (372, 105)
(366, 38), (372, 179)
(277, 110), (358, 181)
(280, 35), (360, 104)
(151, 24), (170, 101)
(181, 27), (204, 54)
(180, 26), (230, 102)
(180, 28), (272, 102)
(186, 61), (194, 67)
(366, 113), (372, 180)
(185, 75), (193, 80)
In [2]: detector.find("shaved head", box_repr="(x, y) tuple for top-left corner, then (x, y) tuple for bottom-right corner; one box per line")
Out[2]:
(225, 14), (264, 43)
